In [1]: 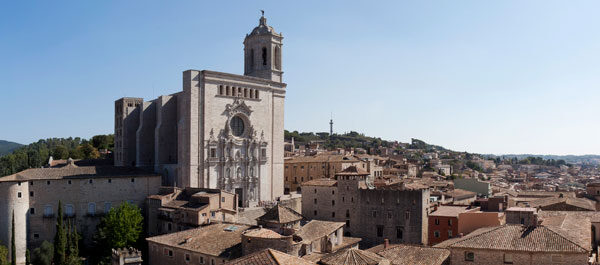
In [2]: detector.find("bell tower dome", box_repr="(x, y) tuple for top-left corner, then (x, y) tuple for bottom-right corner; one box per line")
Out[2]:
(244, 11), (283, 83)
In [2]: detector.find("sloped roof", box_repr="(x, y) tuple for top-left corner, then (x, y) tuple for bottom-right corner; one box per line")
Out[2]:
(225, 248), (314, 265)
(0, 165), (158, 182)
(295, 220), (344, 243)
(375, 245), (450, 265)
(302, 178), (337, 187)
(336, 166), (369, 176)
(258, 205), (303, 224)
(429, 206), (469, 218)
(528, 197), (596, 211)
(146, 223), (250, 258)
(320, 248), (387, 265)
(435, 224), (588, 253)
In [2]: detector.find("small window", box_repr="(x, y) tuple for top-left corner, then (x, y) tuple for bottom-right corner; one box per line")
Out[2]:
(131, 178), (135, 183)
(89, 179), (93, 184)
(448, 230), (453, 238)
(211, 148), (216, 158)
(211, 212), (215, 217)
(219, 85), (224, 95)
(17, 192), (21, 198)
(108, 179), (112, 183)
(435, 218), (440, 225)
(314, 199), (317, 204)
(332, 190), (335, 195)
(331, 212), (335, 218)
(372, 211), (377, 218)
(434, 230), (440, 238)
(314, 189), (317, 194)
(405, 211), (410, 220)
(314, 210), (317, 216)
(200, 256), (204, 264)
(88, 203), (96, 215)
(168, 250), (173, 257)
(68, 180), (72, 185)
(346, 209), (350, 218)
(255, 90), (259, 99)
(185, 253), (191, 262)
(503, 253), (513, 264)
(332, 200), (335, 206)
(221, 197), (225, 202)
(396, 227), (403, 239)
(65, 205), (74, 217)
(47, 181), (51, 185)
(30, 191), (34, 197)
(30, 181), (33, 186)
(33, 233), (39, 239)
(346, 220), (350, 227)
(261, 148), (266, 157)
(448, 219), (452, 226)
(44, 205), (53, 217)
(30, 208), (35, 215)
(465, 252), (474, 261)
(167, 223), (172, 231)
(244, 88), (248, 98)
(387, 211), (392, 219)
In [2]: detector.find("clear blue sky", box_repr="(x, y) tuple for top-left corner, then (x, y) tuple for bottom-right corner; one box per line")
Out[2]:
(1, 1), (599, 155)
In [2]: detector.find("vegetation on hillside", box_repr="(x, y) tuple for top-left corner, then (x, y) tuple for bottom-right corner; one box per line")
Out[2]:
(0, 135), (114, 177)
(0, 140), (22, 157)
(284, 130), (394, 150)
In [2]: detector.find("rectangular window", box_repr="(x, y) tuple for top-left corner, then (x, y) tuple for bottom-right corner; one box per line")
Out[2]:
(503, 253), (513, 264)
(185, 253), (190, 262)
(200, 256), (204, 264)
(30, 191), (34, 197)
(65, 205), (74, 217)
(33, 233), (39, 239)
(17, 192), (21, 198)
(30, 208), (35, 215)
(88, 203), (96, 215)
(376, 225), (384, 237)
(465, 252), (474, 261)
(44, 206), (53, 217)
(346, 220), (350, 227)
(47, 181), (50, 185)
(314, 198), (317, 204)
(221, 197), (225, 202)
(405, 211), (410, 220)
(332, 212), (335, 218)
(435, 218), (440, 225)
(396, 227), (403, 239)
(104, 202), (112, 213)
(448, 219), (452, 226)
(89, 179), (93, 184)
(314, 210), (317, 216)
(448, 230), (453, 238)
(211, 148), (216, 158)
(550, 255), (562, 263)
(434, 230), (440, 238)
(332, 200), (335, 206)
(372, 211), (377, 218)
(108, 179), (112, 183)
(387, 211), (392, 219)
(261, 148), (266, 157)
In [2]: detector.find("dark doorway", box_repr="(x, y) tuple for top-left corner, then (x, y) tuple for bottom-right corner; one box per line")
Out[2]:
(235, 188), (244, 208)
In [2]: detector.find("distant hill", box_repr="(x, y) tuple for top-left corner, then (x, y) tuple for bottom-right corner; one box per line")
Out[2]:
(0, 140), (23, 156)
(484, 154), (600, 165)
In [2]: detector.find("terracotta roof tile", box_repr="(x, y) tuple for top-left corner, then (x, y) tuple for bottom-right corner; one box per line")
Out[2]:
(320, 248), (387, 265)
(225, 248), (315, 265)
(295, 220), (344, 243)
(258, 205), (303, 224)
(374, 244), (450, 265)
(302, 178), (337, 187)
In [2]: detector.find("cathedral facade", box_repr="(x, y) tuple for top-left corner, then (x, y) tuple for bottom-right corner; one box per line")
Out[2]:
(114, 15), (286, 206)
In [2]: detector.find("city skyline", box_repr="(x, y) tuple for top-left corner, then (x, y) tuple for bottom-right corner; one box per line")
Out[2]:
(1, 1), (600, 155)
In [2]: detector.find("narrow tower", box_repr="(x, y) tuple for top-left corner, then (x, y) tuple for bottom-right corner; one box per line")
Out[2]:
(329, 117), (333, 136)
(243, 11), (284, 82)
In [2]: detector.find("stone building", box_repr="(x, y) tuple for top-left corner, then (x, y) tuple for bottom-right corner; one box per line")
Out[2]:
(112, 248), (143, 265)
(115, 14), (286, 206)
(146, 223), (251, 265)
(435, 224), (590, 265)
(283, 155), (365, 194)
(146, 187), (238, 236)
(428, 206), (472, 245)
(0, 159), (161, 264)
(301, 166), (430, 248)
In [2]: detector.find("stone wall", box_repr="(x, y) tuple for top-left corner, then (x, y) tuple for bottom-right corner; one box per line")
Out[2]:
(449, 248), (588, 265)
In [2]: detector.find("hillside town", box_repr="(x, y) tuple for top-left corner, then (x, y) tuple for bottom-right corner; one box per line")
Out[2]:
(2, 9), (600, 265)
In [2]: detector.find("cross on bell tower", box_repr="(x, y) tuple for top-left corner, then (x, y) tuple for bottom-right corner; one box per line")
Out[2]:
(244, 11), (284, 82)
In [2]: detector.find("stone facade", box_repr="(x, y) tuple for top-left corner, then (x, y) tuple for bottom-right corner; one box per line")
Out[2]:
(0, 161), (161, 264)
(448, 248), (587, 265)
(115, 15), (286, 205)
(301, 167), (430, 248)
(283, 155), (365, 194)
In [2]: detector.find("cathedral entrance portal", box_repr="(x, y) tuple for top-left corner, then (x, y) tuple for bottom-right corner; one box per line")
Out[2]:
(235, 188), (244, 208)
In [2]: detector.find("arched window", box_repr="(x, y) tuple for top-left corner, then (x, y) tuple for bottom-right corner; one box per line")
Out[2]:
(255, 90), (259, 99)
(88, 203), (96, 215)
(244, 88), (248, 98)
(250, 89), (254, 98)
(262, 47), (267, 65)
(219, 85), (224, 95)
(236, 167), (242, 179)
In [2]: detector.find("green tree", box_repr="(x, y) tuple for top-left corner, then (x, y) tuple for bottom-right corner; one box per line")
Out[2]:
(52, 146), (69, 160)
(53, 202), (66, 265)
(11, 211), (15, 265)
(77, 144), (99, 159)
(31, 241), (53, 265)
(95, 202), (143, 251)
(0, 244), (8, 265)
(25, 249), (30, 265)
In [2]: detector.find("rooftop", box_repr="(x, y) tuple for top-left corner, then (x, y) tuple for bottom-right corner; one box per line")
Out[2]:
(434, 224), (588, 253)
(370, 244), (450, 265)
(302, 178), (337, 187)
(257, 205), (303, 224)
(429, 206), (470, 218)
(225, 248), (314, 265)
(320, 248), (387, 265)
(295, 220), (344, 243)
(0, 163), (158, 182)
(146, 223), (251, 258)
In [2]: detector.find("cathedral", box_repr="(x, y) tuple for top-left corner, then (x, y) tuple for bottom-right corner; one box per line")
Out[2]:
(114, 14), (286, 206)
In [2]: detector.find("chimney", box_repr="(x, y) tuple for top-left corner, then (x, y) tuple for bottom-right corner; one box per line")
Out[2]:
(384, 238), (389, 249)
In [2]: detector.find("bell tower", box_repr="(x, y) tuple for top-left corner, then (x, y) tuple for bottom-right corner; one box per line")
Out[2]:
(244, 11), (283, 83)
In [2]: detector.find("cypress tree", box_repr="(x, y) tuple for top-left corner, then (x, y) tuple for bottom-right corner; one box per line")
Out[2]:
(70, 223), (79, 258)
(25, 249), (30, 265)
(11, 210), (16, 265)
(53, 201), (66, 265)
